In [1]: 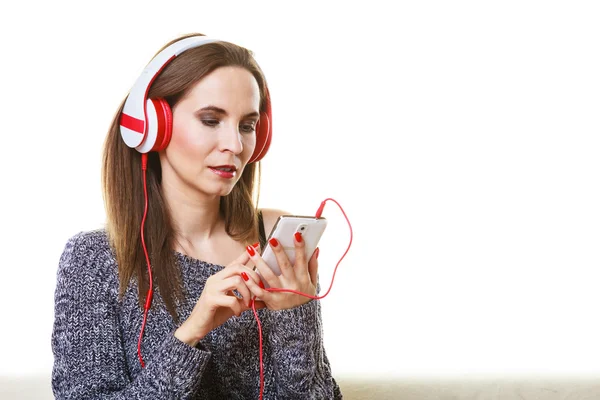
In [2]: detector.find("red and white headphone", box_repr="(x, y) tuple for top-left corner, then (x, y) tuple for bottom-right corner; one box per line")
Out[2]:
(118, 35), (272, 162)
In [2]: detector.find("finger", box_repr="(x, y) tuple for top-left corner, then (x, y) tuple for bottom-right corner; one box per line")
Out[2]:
(246, 244), (281, 289)
(308, 247), (319, 286)
(225, 242), (259, 268)
(240, 265), (265, 287)
(240, 266), (273, 303)
(267, 237), (295, 280)
(216, 295), (245, 317)
(207, 293), (247, 316)
(293, 232), (310, 283)
(219, 264), (264, 303)
(220, 274), (254, 307)
(242, 267), (271, 301)
(248, 243), (261, 270)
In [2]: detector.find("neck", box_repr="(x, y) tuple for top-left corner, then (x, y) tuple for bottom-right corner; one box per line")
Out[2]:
(161, 180), (223, 244)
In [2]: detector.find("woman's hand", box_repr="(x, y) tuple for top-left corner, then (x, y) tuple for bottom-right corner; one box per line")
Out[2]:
(245, 232), (319, 311)
(175, 247), (266, 347)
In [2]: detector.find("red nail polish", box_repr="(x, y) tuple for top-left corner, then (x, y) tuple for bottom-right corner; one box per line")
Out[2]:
(241, 272), (249, 281)
(246, 245), (256, 257)
(269, 237), (278, 247)
(252, 242), (259, 248)
(258, 280), (265, 289)
(315, 247), (320, 259)
(294, 232), (303, 243)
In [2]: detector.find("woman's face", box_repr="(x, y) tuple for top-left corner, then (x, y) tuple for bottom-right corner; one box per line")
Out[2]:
(160, 66), (260, 199)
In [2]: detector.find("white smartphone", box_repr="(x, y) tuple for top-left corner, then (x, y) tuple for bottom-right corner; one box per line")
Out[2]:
(258, 215), (327, 287)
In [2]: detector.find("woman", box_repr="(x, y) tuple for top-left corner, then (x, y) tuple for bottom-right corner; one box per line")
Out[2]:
(51, 33), (342, 399)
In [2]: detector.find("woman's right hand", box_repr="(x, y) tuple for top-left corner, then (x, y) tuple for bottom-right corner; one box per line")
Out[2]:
(174, 246), (265, 347)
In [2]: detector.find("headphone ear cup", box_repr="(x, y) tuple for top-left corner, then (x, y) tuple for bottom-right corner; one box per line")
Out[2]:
(151, 98), (173, 152)
(249, 88), (273, 163)
(249, 112), (271, 163)
(135, 98), (172, 153)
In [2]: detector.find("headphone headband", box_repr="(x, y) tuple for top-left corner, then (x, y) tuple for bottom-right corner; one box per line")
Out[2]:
(120, 36), (220, 148)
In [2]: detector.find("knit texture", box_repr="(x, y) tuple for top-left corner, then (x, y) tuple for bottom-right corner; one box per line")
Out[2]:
(51, 229), (343, 399)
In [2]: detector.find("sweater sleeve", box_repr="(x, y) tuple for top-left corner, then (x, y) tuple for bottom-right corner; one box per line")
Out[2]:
(265, 299), (343, 399)
(51, 233), (211, 400)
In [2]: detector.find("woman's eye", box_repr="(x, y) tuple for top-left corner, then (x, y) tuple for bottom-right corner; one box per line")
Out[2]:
(240, 123), (256, 133)
(201, 119), (219, 127)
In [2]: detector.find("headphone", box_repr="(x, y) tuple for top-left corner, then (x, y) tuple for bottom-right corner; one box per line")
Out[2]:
(118, 35), (272, 162)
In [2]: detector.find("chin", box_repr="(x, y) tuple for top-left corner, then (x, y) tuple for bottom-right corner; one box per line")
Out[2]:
(201, 182), (237, 198)
(218, 186), (236, 197)
(193, 170), (240, 196)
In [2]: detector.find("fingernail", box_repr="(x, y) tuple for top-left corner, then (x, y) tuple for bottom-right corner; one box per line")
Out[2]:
(294, 232), (303, 243)
(315, 247), (320, 259)
(252, 242), (259, 248)
(241, 272), (249, 281)
(258, 280), (265, 289)
(269, 237), (278, 247)
(246, 245), (256, 257)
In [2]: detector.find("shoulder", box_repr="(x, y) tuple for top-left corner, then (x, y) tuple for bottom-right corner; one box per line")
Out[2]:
(56, 229), (117, 286)
(259, 208), (290, 236)
(60, 229), (112, 263)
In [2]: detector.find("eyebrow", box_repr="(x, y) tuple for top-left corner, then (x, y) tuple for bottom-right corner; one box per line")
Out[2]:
(197, 105), (259, 119)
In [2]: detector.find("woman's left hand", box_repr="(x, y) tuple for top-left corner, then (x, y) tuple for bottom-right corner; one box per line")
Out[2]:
(245, 232), (319, 311)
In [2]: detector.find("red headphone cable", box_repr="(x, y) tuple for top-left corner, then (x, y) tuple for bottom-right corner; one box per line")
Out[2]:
(138, 153), (153, 368)
(250, 198), (353, 400)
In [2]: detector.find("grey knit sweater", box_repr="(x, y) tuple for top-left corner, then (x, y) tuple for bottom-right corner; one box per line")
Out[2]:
(51, 229), (342, 399)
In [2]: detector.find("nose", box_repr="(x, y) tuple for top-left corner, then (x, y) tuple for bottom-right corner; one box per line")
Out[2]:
(219, 123), (243, 155)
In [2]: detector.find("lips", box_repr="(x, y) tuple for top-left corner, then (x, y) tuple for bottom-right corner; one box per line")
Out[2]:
(208, 165), (238, 179)
(210, 165), (237, 172)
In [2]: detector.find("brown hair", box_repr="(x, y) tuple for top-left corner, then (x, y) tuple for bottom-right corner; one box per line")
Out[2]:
(101, 33), (268, 321)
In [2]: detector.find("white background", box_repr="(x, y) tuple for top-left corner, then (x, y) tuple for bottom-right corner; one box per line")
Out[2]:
(1, 0), (599, 383)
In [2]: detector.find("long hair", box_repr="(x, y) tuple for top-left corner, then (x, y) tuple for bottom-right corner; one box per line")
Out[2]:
(101, 33), (268, 321)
